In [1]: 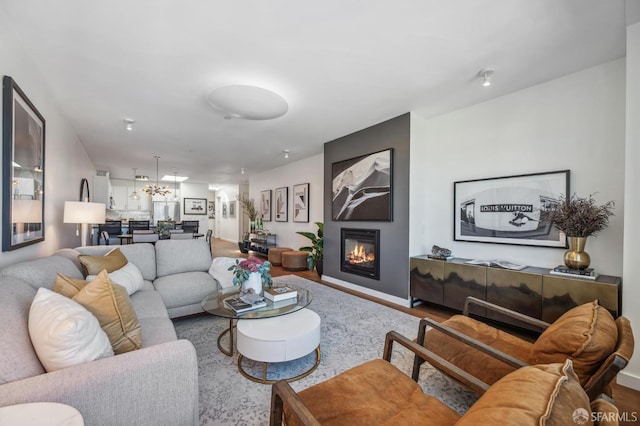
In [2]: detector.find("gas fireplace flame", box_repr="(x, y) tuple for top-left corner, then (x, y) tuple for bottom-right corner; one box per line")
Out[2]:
(348, 244), (375, 265)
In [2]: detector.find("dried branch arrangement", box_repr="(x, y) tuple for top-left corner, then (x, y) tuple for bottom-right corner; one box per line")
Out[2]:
(550, 194), (615, 237)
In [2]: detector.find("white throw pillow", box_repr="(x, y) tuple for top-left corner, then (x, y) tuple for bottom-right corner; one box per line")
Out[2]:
(208, 257), (239, 288)
(87, 262), (145, 295)
(28, 288), (114, 372)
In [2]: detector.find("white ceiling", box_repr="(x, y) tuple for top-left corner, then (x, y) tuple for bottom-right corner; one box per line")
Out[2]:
(0, 0), (627, 187)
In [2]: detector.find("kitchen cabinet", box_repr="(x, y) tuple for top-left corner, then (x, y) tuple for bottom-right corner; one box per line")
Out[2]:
(93, 176), (112, 206)
(110, 185), (151, 211)
(111, 186), (129, 209)
(138, 191), (151, 211)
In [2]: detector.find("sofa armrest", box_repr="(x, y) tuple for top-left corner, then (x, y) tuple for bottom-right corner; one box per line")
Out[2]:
(0, 340), (199, 426)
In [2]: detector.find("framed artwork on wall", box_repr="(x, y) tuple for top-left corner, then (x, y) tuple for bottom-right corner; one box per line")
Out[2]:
(2, 76), (46, 251)
(208, 201), (215, 219)
(184, 198), (207, 215)
(293, 183), (310, 223)
(229, 200), (236, 218)
(275, 187), (288, 222)
(260, 189), (272, 221)
(222, 201), (228, 217)
(453, 170), (570, 247)
(331, 148), (393, 221)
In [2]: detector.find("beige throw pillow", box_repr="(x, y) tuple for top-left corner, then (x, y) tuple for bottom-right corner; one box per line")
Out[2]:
(72, 270), (142, 354)
(78, 248), (128, 276)
(52, 273), (89, 298)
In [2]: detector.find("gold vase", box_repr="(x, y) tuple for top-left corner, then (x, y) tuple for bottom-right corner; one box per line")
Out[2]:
(564, 236), (591, 270)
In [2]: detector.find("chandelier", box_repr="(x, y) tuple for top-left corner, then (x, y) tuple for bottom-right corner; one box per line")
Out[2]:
(141, 156), (171, 197)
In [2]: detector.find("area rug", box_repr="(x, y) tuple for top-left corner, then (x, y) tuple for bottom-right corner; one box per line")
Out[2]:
(174, 275), (477, 425)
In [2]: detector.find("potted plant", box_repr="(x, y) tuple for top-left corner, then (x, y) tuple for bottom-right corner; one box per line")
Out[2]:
(297, 222), (323, 277)
(239, 196), (259, 231)
(156, 219), (176, 238)
(549, 194), (615, 269)
(228, 257), (273, 295)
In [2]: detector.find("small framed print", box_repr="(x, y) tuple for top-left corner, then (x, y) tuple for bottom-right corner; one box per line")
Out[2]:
(184, 198), (207, 215)
(229, 200), (236, 218)
(222, 202), (228, 217)
(275, 187), (288, 222)
(293, 183), (309, 222)
(261, 190), (272, 221)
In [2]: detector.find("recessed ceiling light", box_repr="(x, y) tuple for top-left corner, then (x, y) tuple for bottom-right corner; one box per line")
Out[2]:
(283, 149), (290, 159)
(124, 118), (135, 131)
(478, 69), (494, 87)
(207, 85), (288, 120)
(161, 175), (189, 182)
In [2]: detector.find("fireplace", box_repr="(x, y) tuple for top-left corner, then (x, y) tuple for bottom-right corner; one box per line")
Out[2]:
(341, 228), (380, 280)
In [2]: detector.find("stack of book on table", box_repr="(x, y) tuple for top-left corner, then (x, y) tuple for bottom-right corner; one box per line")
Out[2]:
(549, 265), (598, 280)
(224, 295), (267, 314)
(264, 286), (298, 302)
(464, 259), (526, 270)
(427, 254), (453, 261)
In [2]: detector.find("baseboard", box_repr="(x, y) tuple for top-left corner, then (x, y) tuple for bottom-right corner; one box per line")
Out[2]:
(617, 371), (640, 391)
(219, 237), (237, 243)
(322, 275), (411, 308)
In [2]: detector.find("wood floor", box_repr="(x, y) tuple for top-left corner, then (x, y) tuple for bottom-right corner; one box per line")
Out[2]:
(210, 238), (640, 421)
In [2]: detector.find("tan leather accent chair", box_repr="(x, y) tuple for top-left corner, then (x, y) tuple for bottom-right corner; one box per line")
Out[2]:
(271, 331), (619, 425)
(413, 297), (634, 401)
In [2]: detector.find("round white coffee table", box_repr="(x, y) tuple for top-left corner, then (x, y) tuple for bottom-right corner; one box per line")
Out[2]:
(236, 308), (321, 383)
(0, 402), (84, 425)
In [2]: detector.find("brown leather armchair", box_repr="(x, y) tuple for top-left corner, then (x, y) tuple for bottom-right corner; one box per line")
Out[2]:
(413, 297), (634, 401)
(271, 331), (618, 425)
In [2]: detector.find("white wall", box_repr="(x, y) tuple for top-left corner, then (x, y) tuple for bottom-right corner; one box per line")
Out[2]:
(215, 184), (241, 242)
(0, 10), (95, 268)
(249, 154), (323, 251)
(180, 182), (211, 234)
(411, 57), (639, 390)
(410, 59), (626, 276)
(620, 21), (640, 391)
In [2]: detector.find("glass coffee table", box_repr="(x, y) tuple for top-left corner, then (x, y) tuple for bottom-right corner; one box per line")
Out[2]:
(201, 286), (312, 356)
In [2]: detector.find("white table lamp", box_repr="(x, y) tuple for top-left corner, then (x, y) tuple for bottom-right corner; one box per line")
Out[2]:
(63, 201), (106, 246)
(12, 199), (43, 243)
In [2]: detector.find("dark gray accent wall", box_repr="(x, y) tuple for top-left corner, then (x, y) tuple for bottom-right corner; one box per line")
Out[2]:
(324, 113), (410, 299)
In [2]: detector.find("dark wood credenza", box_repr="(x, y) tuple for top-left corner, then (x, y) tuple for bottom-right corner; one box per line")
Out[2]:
(410, 256), (621, 331)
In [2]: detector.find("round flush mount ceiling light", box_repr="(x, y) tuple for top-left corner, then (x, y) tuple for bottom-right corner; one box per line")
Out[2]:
(206, 85), (288, 120)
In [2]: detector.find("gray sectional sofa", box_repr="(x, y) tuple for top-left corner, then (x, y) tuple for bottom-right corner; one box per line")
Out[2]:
(0, 239), (219, 426)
